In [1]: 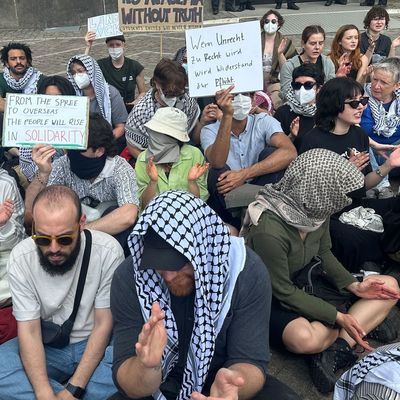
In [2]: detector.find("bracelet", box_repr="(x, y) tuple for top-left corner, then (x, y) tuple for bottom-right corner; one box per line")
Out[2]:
(375, 168), (384, 178)
(35, 172), (47, 186)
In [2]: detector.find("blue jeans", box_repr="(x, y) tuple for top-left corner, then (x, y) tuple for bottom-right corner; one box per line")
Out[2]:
(0, 338), (116, 400)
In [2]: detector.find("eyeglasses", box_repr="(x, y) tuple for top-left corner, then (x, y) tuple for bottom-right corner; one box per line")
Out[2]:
(291, 81), (316, 91)
(344, 97), (369, 109)
(265, 19), (277, 24)
(32, 222), (79, 247)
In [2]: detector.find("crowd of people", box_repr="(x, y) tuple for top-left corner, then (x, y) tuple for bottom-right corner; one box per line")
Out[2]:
(0, 4), (400, 400)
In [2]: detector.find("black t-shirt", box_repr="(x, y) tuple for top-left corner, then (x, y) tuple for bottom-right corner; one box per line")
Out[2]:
(110, 248), (271, 400)
(360, 32), (392, 64)
(274, 104), (315, 151)
(299, 125), (371, 198)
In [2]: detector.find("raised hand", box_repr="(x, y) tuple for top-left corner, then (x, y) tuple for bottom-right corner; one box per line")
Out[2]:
(289, 116), (300, 138)
(348, 150), (369, 171)
(336, 53), (352, 77)
(188, 163), (209, 182)
(215, 85), (235, 116)
(201, 104), (222, 124)
(146, 157), (159, 182)
(85, 31), (96, 47)
(0, 198), (14, 227)
(277, 38), (288, 55)
(135, 303), (167, 368)
(32, 144), (56, 174)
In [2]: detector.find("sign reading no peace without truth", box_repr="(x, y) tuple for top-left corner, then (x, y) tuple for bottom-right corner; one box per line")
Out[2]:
(2, 94), (90, 149)
(118, 0), (203, 32)
(185, 20), (263, 97)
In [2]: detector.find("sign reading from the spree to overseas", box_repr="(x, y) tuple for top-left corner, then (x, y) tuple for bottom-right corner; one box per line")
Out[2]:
(88, 13), (123, 39)
(185, 20), (263, 97)
(118, 0), (203, 32)
(2, 94), (90, 149)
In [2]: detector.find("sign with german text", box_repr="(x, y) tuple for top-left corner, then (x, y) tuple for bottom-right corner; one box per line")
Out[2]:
(2, 94), (90, 149)
(88, 13), (123, 39)
(118, 0), (203, 32)
(185, 20), (263, 97)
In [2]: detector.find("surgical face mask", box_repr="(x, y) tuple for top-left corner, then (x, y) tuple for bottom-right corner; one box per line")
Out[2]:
(232, 94), (252, 120)
(108, 47), (124, 60)
(264, 21), (278, 34)
(159, 88), (177, 107)
(294, 86), (316, 105)
(73, 73), (90, 90)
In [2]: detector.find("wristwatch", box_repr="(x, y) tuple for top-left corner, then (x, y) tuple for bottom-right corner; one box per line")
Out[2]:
(65, 383), (86, 399)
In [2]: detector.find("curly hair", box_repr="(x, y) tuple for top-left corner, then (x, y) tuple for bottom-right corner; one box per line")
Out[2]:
(37, 75), (76, 96)
(363, 6), (389, 29)
(260, 10), (284, 29)
(315, 77), (364, 131)
(87, 113), (118, 157)
(151, 58), (187, 95)
(0, 42), (32, 66)
(329, 25), (362, 72)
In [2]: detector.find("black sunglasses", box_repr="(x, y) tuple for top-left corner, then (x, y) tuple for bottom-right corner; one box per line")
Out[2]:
(344, 97), (369, 109)
(265, 19), (278, 24)
(291, 81), (316, 91)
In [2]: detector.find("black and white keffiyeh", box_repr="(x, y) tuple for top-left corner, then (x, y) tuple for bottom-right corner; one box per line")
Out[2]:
(334, 343), (400, 400)
(66, 54), (112, 123)
(285, 87), (317, 117)
(3, 66), (41, 94)
(128, 191), (245, 400)
(365, 83), (400, 138)
(125, 89), (200, 149)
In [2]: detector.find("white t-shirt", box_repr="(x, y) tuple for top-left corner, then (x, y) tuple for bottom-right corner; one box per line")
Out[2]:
(7, 230), (124, 343)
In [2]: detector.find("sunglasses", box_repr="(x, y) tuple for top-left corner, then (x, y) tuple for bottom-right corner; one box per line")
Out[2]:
(344, 97), (369, 109)
(265, 19), (277, 24)
(32, 222), (79, 247)
(291, 81), (316, 91)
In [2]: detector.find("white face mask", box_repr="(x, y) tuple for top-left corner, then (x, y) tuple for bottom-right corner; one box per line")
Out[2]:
(73, 72), (90, 90)
(264, 22), (278, 34)
(159, 88), (177, 107)
(108, 47), (124, 60)
(232, 94), (252, 120)
(294, 86), (316, 105)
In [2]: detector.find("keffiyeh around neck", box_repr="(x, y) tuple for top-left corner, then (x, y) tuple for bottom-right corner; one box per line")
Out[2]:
(128, 191), (244, 400)
(365, 83), (400, 138)
(285, 87), (317, 117)
(242, 149), (364, 234)
(66, 54), (112, 123)
(3, 66), (41, 93)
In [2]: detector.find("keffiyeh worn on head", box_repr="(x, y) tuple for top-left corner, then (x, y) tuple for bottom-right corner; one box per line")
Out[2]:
(365, 83), (400, 138)
(3, 66), (41, 93)
(285, 87), (317, 117)
(128, 191), (246, 400)
(241, 149), (365, 235)
(66, 55), (112, 123)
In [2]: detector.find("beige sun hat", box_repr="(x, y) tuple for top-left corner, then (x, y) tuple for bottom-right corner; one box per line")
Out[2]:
(144, 107), (190, 142)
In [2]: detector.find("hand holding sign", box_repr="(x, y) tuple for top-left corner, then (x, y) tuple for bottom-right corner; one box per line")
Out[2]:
(32, 144), (57, 175)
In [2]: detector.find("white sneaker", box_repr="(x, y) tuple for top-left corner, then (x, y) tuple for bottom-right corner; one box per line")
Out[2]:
(378, 187), (394, 199)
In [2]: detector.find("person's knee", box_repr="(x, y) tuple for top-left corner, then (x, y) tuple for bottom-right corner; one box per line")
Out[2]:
(370, 274), (399, 290)
(283, 324), (316, 354)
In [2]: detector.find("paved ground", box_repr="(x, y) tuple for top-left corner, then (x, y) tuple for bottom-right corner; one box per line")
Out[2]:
(1, 1), (400, 398)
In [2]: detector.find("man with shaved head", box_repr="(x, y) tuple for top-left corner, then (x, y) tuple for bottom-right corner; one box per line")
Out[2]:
(0, 185), (124, 399)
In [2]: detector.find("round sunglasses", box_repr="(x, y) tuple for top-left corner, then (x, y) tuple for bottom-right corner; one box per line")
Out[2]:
(344, 97), (369, 109)
(265, 19), (278, 24)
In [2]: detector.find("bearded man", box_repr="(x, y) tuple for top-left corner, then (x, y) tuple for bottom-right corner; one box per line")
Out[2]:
(0, 185), (124, 400)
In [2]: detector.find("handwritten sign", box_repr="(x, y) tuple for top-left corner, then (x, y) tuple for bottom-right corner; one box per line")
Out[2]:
(118, 0), (203, 32)
(2, 94), (90, 149)
(186, 20), (263, 97)
(88, 13), (123, 39)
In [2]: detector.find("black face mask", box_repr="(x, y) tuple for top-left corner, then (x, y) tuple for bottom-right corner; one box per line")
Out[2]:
(67, 150), (107, 180)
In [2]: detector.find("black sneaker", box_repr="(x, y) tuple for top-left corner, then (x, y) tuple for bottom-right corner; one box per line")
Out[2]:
(367, 318), (398, 343)
(309, 348), (337, 393)
(334, 337), (358, 370)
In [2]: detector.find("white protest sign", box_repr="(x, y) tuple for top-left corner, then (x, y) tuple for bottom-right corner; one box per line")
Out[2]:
(88, 13), (123, 39)
(2, 94), (90, 149)
(185, 20), (263, 97)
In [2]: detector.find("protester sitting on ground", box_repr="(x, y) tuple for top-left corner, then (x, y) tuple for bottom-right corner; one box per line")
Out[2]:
(329, 25), (369, 82)
(280, 26), (336, 100)
(135, 107), (209, 209)
(66, 54), (127, 143)
(85, 33), (146, 113)
(124, 58), (205, 160)
(0, 168), (26, 345)
(361, 58), (400, 199)
(260, 10), (297, 110)
(0, 42), (45, 112)
(244, 148), (400, 394)
(300, 77), (400, 272)
(110, 190), (301, 400)
(200, 86), (296, 229)
(274, 63), (323, 149)
(0, 185), (124, 398)
(361, 5), (400, 64)
(24, 113), (139, 251)
(19, 75), (76, 183)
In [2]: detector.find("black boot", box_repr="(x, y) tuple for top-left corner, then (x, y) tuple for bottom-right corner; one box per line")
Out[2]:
(238, 3), (246, 11)
(378, 0), (387, 5)
(212, 8), (219, 14)
(288, 2), (300, 9)
(335, 0), (347, 4)
(225, 4), (238, 11)
(275, 0), (282, 8)
(334, 338), (358, 370)
(367, 318), (398, 343)
(246, 2), (256, 10)
(325, 0), (333, 5)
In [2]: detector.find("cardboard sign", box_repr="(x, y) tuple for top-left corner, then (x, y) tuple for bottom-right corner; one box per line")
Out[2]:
(118, 0), (203, 32)
(186, 20), (263, 97)
(88, 13), (123, 39)
(2, 94), (90, 149)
